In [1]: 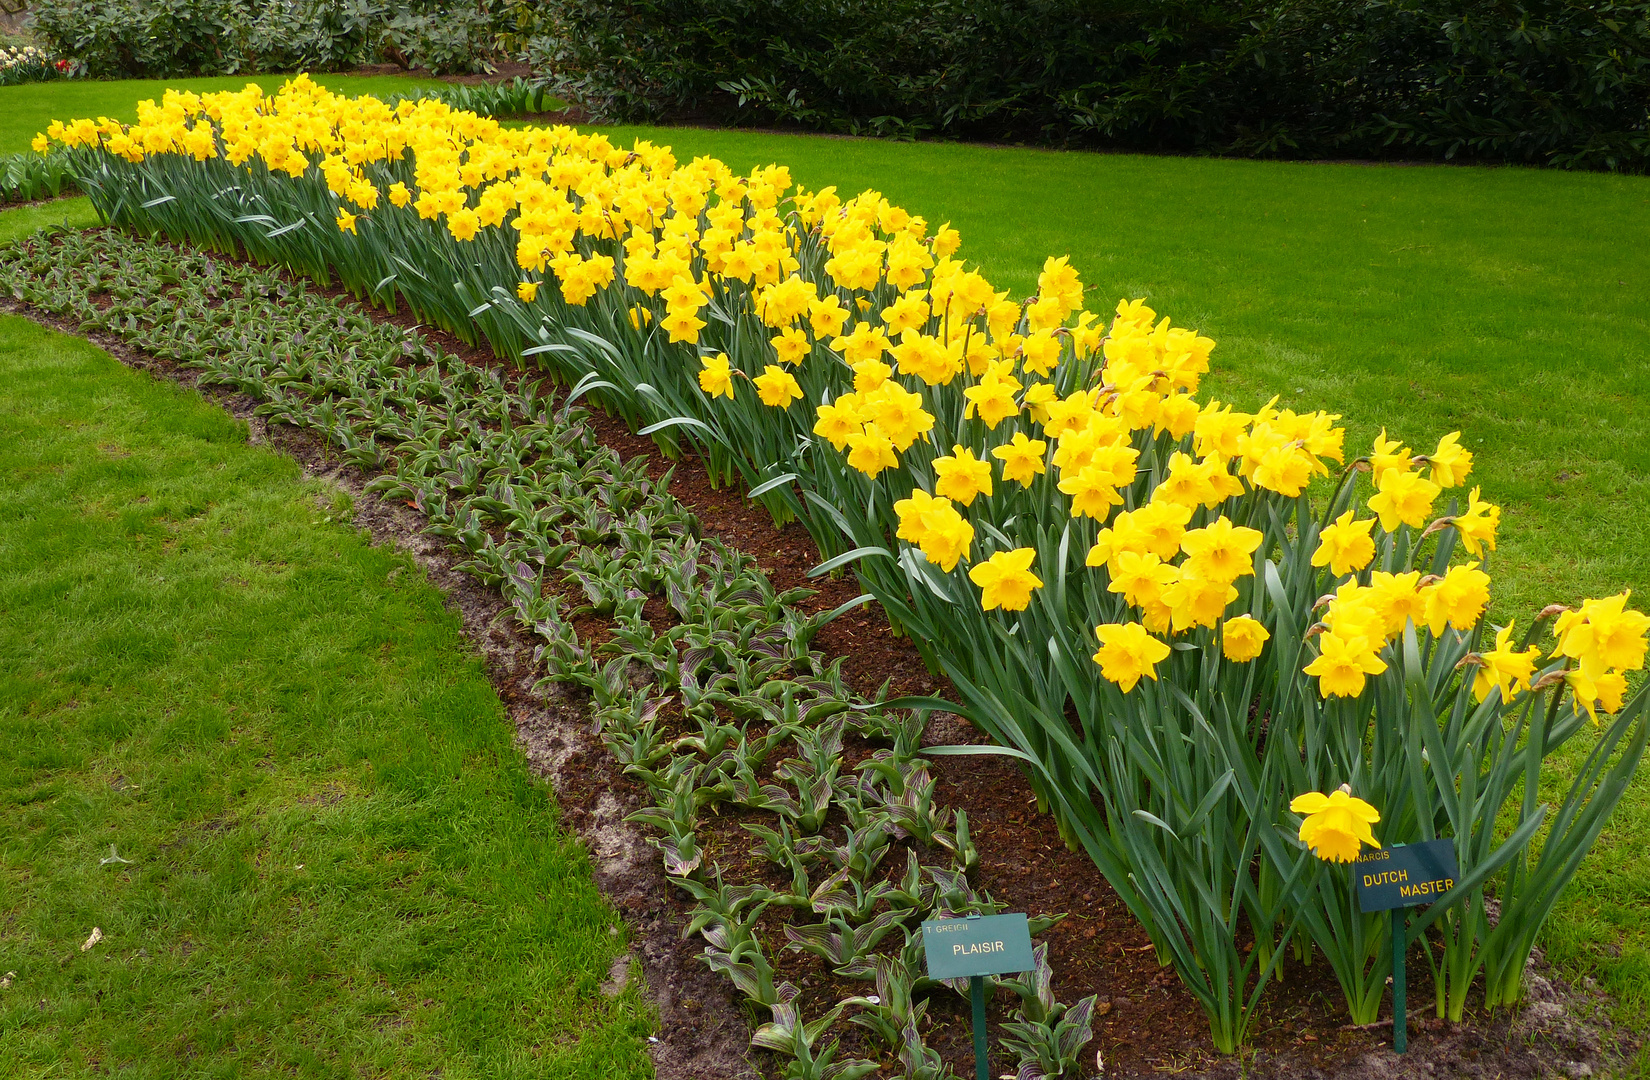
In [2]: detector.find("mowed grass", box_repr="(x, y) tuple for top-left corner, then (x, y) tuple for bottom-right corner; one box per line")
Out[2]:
(0, 312), (653, 1079)
(2, 78), (1647, 1039)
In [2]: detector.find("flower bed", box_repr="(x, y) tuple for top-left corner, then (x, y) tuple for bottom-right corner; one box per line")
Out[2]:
(0, 226), (1114, 1077)
(0, 45), (81, 86)
(34, 77), (1650, 1057)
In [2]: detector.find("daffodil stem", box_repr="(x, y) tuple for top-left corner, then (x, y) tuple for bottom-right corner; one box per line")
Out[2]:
(1392, 908), (1407, 1054)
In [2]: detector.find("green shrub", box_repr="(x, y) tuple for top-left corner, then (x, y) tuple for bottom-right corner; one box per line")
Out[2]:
(524, 0), (1650, 169)
(27, 0), (530, 78)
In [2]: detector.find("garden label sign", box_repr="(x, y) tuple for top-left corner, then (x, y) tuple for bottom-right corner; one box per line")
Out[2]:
(922, 913), (1034, 1080)
(1353, 839), (1459, 1055)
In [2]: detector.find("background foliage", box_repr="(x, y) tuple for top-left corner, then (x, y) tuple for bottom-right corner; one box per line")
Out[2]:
(28, 0), (541, 77)
(526, 0), (1650, 169)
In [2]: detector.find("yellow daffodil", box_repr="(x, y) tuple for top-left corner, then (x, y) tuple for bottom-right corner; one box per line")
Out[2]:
(1290, 788), (1380, 863)
(992, 432), (1047, 486)
(858, 382), (933, 451)
(698, 353), (735, 400)
(1179, 516), (1263, 583)
(1304, 631), (1388, 697)
(1091, 621), (1172, 693)
(1058, 463), (1124, 521)
(846, 423), (899, 478)
(894, 487), (939, 546)
(661, 308), (707, 344)
(808, 294), (849, 338)
(1161, 569), (1239, 633)
(1193, 402), (1250, 459)
(831, 322), (891, 363)
(446, 207), (481, 242)
(913, 499), (974, 572)
(1552, 591), (1650, 681)
(1365, 570), (1427, 638)
(1472, 622), (1541, 703)
(771, 326), (811, 365)
(1451, 486), (1499, 557)
(850, 357), (891, 393)
(1132, 500), (1193, 561)
(1423, 561), (1491, 636)
(963, 377), (1022, 428)
(753, 364), (803, 408)
(1108, 550), (1180, 611)
(812, 398), (862, 449)
(1427, 430), (1473, 488)
(1312, 509), (1377, 577)
(969, 548), (1042, 612)
(1368, 466), (1440, 532)
(933, 445), (994, 505)
(1369, 429), (1411, 477)
(1566, 670), (1628, 724)
(1221, 615), (1270, 662)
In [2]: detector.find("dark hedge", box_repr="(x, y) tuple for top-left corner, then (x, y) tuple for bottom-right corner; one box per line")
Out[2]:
(29, 0), (540, 79)
(525, 0), (1650, 169)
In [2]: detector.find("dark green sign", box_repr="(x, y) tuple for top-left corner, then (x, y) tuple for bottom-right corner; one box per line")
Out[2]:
(921, 913), (1034, 980)
(1354, 839), (1459, 913)
(922, 913), (1036, 1080)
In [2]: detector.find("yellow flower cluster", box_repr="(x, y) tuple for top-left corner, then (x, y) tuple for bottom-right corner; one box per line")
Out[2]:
(40, 77), (1644, 719)
(1553, 593), (1649, 720)
(1299, 430), (1646, 717)
(1303, 430), (1490, 697)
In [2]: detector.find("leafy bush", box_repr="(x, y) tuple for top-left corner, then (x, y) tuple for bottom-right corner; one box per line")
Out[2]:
(27, 0), (529, 77)
(385, 76), (556, 116)
(525, 0), (1650, 169)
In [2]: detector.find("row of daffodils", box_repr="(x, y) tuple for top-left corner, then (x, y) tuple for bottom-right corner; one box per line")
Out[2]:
(40, 77), (1648, 1052)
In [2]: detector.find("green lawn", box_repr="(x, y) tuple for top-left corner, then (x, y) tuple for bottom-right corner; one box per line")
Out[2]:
(2, 77), (1647, 1045)
(0, 312), (653, 1078)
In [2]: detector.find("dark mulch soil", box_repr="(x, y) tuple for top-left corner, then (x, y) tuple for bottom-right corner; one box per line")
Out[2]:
(9, 236), (1638, 1079)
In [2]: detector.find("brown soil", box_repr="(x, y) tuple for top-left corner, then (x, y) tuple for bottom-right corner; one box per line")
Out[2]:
(7, 259), (1640, 1080)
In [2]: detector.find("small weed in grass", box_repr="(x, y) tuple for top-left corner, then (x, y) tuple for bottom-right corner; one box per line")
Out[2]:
(0, 315), (652, 1078)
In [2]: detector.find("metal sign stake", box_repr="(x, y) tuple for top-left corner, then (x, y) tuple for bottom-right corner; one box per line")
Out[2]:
(970, 974), (989, 1080)
(1391, 908), (1407, 1054)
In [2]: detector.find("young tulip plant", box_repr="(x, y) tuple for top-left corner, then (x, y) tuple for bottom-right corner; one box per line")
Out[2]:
(37, 78), (1650, 1052)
